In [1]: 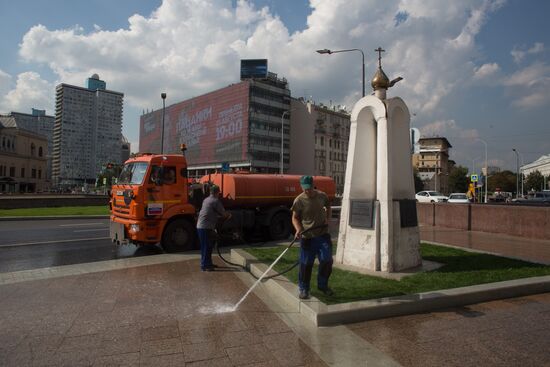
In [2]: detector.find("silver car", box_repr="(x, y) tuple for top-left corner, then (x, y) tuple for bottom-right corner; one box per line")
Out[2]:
(447, 193), (470, 203)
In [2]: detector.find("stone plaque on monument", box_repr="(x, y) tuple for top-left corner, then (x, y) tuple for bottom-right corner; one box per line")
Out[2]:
(349, 199), (375, 229)
(399, 199), (418, 228)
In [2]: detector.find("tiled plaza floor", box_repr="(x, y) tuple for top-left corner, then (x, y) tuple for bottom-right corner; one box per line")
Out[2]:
(0, 259), (328, 367)
(350, 292), (550, 367)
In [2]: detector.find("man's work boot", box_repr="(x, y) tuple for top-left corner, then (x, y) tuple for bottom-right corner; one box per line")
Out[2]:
(319, 287), (334, 296)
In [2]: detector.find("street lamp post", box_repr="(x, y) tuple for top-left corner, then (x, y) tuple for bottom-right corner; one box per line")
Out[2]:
(280, 110), (293, 174)
(160, 93), (167, 154)
(316, 48), (365, 97)
(471, 156), (481, 176)
(477, 138), (488, 203)
(513, 149), (519, 198)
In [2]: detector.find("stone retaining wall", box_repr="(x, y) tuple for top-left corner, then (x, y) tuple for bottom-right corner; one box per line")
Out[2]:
(417, 203), (550, 240)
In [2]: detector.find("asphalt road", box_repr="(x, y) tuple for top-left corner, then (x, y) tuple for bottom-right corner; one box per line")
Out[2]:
(0, 218), (163, 273)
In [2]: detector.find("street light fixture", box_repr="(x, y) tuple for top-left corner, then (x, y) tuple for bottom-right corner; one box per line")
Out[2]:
(280, 109), (294, 174)
(160, 92), (167, 154)
(512, 149), (519, 198)
(316, 48), (365, 97)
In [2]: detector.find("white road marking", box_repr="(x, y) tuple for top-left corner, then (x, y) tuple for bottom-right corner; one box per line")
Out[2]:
(73, 229), (109, 233)
(0, 237), (110, 248)
(59, 222), (105, 227)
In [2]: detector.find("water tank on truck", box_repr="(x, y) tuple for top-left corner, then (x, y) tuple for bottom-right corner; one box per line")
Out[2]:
(199, 173), (336, 240)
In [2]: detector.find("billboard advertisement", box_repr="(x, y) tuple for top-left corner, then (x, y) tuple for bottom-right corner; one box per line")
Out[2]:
(240, 59), (268, 79)
(139, 82), (250, 166)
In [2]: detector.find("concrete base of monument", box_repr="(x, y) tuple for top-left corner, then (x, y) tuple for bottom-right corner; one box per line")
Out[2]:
(231, 248), (550, 327)
(333, 259), (444, 280)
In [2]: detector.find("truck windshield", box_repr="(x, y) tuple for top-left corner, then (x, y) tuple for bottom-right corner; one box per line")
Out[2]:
(117, 162), (148, 185)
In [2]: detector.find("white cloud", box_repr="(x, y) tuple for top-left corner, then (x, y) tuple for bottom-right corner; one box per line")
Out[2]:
(473, 62), (500, 80)
(511, 42), (545, 64)
(528, 42), (544, 54)
(501, 62), (550, 108)
(12, 0), (503, 108)
(0, 71), (54, 114)
(0, 0), (511, 149)
(420, 119), (479, 140)
(0, 69), (12, 98)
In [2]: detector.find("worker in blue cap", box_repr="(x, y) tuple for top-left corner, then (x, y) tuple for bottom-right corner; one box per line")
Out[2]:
(291, 175), (333, 299)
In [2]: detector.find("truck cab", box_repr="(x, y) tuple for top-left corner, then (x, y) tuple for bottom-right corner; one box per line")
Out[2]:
(110, 153), (197, 252)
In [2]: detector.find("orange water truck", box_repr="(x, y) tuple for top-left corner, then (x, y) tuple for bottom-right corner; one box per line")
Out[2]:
(109, 148), (335, 252)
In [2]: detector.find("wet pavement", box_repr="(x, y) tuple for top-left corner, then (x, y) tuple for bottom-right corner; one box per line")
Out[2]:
(0, 222), (549, 366)
(350, 293), (550, 367)
(0, 258), (329, 366)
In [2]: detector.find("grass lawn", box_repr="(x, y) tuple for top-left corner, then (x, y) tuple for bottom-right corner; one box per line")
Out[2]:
(244, 243), (550, 305)
(0, 206), (110, 217)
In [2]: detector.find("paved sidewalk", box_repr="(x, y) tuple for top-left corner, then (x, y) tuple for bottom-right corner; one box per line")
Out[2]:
(0, 259), (325, 366)
(420, 225), (550, 265)
(350, 292), (550, 367)
(1, 224), (549, 366)
(0, 255), (399, 367)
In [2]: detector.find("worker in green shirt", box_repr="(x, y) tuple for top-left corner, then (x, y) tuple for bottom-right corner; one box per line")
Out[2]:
(291, 175), (333, 300)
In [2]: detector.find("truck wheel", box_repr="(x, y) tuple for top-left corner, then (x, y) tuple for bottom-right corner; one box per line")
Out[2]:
(268, 212), (291, 240)
(161, 219), (195, 253)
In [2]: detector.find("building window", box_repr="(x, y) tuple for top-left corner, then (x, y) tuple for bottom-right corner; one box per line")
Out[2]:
(320, 136), (324, 146)
(39, 147), (43, 157)
(32, 169), (36, 178)
(31, 143), (36, 156)
(9, 167), (15, 177)
(21, 168), (25, 178)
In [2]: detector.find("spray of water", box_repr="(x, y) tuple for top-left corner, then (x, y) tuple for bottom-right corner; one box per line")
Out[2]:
(232, 247), (291, 311)
(198, 303), (236, 314)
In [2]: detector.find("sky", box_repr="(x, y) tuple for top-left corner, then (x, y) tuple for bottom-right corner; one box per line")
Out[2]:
(0, 0), (549, 173)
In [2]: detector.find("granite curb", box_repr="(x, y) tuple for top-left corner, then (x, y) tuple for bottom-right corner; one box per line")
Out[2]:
(231, 248), (550, 327)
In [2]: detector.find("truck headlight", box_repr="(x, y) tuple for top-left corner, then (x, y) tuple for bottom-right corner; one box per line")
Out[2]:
(129, 224), (140, 233)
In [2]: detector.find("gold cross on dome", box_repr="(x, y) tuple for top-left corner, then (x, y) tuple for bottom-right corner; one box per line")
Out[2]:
(375, 47), (385, 68)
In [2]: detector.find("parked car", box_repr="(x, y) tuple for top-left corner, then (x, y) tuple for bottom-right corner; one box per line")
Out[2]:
(447, 193), (470, 203)
(513, 192), (550, 205)
(415, 191), (448, 203)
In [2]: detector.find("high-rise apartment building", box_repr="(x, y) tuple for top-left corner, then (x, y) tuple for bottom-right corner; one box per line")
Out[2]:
(289, 99), (350, 195)
(52, 74), (124, 187)
(139, 71), (290, 175)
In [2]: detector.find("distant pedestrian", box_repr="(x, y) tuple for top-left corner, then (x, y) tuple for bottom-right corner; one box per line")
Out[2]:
(196, 185), (231, 271)
(291, 175), (333, 299)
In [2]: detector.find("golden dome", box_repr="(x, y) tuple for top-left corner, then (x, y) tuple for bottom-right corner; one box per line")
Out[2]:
(371, 67), (390, 90)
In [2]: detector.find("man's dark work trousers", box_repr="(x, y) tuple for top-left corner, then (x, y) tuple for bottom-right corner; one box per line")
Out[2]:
(298, 233), (333, 292)
(197, 228), (215, 270)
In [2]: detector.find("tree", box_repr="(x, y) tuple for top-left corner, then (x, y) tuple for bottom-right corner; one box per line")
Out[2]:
(488, 170), (516, 193)
(413, 168), (424, 193)
(448, 166), (469, 193)
(525, 170), (544, 192)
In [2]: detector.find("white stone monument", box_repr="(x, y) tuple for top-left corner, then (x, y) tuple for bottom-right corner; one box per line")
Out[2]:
(336, 48), (421, 273)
